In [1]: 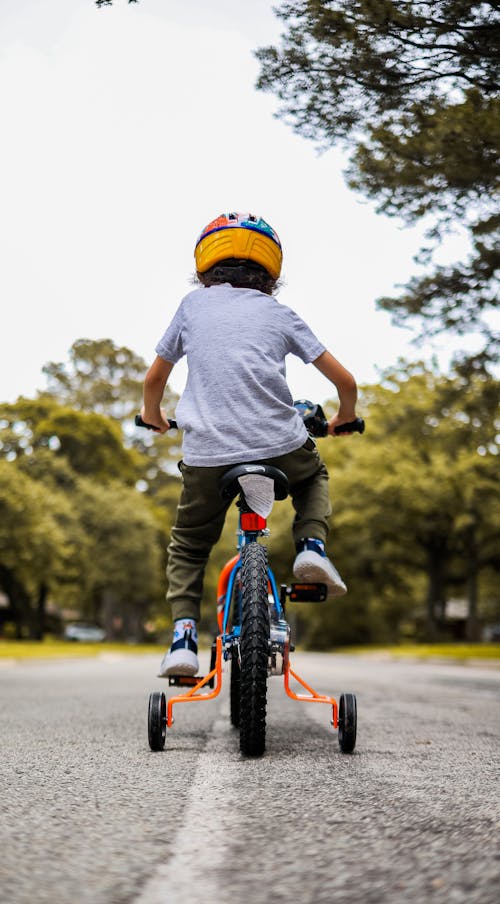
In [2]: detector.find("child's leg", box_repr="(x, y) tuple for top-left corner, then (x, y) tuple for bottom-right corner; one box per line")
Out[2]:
(160, 462), (230, 675)
(268, 440), (346, 596)
(269, 439), (331, 543)
(166, 462), (231, 621)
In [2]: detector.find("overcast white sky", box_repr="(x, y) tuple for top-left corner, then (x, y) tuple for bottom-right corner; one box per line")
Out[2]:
(1, 0), (475, 407)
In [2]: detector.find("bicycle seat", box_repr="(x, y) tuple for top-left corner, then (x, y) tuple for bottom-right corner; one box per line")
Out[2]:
(219, 463), (289, 502)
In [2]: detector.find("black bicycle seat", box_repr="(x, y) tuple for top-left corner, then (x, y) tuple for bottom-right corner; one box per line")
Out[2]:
(219, 463), (289, 502)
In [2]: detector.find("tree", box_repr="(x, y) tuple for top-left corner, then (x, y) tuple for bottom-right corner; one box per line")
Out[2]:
(43, 338), (156, 421)
(0, 338), (184, 639)
(42, 339), (179, 493)
(0, 397), (140, 484)
(75, 477), (165, 639)
(198, 363), (498, 647)
(256, 2), (500, 367)
(0, 397), (172, 639)
(319, 362), (499, 642)
(0, 460), (81, 638)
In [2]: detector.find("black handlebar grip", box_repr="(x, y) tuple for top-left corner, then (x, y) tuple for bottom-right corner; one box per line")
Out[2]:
(334, 417), (365, 435)
(134, 414), (178, 431)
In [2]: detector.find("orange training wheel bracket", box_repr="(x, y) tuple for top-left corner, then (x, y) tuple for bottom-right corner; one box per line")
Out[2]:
(166, 635), (224, 728)
(284, 664), (338, 728)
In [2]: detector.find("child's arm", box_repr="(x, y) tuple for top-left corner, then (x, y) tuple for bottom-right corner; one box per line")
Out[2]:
(313, 350), (358, 436)
(141, 356), (174, 433)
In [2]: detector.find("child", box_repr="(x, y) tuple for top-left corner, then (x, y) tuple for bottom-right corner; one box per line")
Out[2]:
(141, 212), (359, 676)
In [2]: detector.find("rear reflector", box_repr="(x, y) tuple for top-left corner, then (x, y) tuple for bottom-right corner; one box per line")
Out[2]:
(241, 513), (267, 531)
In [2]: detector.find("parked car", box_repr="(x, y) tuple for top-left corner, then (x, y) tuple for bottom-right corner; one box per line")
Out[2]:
(64, 623), (106, 642)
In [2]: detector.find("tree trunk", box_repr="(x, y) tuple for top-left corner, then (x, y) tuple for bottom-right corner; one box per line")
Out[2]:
(425, 544), (448, 641)
(0, 565), (32, 638)
(465, 525), (481, 641)
(101, 589), (120, 639)
(35, 582), (48, 641)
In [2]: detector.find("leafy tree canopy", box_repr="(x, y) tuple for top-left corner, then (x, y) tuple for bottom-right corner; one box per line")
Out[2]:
(0, 396), (170, 636)
(42, 339), (180, 491)
(43, 338), (151, 421)
(76, 476), (163, 607)
(0, 397), (140, 484)
(257, 2), (498, 149)
(0, 459), (77, 598)
(317, 362), (499, 641)
(256, 1), (500, 368)
(0, 457), (86, 637)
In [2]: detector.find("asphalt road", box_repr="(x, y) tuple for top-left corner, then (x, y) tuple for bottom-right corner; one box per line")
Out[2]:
(1, 651), (499, 904)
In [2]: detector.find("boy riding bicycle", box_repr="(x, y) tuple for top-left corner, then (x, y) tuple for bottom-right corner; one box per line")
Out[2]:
(141, 212), (359, 677)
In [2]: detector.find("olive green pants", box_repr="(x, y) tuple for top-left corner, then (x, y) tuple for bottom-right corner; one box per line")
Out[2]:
(166, 439), (331, 622)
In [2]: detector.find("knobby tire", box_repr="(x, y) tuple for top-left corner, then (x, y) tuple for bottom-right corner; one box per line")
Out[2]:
(239, 543), (269, 757)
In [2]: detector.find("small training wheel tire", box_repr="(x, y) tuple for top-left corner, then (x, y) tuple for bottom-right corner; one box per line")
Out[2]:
(148, 691), (167, 751)
(338, 692), (357, 754)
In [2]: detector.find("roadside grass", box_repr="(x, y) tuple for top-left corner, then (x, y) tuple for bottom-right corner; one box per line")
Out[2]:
(335, 642), (500, 661)
(1, 638), (499, 663)
(0, 638), (165, 661)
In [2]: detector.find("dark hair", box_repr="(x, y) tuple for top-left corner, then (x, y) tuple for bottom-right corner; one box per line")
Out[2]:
(196, 259), (278, 296)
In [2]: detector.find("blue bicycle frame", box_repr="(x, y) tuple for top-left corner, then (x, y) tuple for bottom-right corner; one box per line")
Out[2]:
(220, 512), (283, 652)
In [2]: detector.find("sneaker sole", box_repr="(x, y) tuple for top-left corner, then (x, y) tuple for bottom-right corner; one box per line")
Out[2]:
(293, 555), (347, 598)
(158, 648), (199, 677)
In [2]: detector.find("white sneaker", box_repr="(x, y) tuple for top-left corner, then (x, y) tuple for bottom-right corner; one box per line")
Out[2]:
(158, 619), (199, 677)
(293, 539), (347, 598)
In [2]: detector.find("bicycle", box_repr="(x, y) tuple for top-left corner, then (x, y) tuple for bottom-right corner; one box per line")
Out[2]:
(136, 402), (364, 757)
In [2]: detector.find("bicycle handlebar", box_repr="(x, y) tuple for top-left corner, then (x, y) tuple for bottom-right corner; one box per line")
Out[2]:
(307, 415), (365, 437)
(134, 414), (178, 432)
(135, 408), (365, 437)
(333, 417), (365, 436)
(294, 400), (365, 437)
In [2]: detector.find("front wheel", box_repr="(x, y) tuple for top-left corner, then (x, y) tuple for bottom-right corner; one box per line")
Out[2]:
(148, 691), (167, 751)
(338, 692), (357, 754)
(239, 543), (270, 757)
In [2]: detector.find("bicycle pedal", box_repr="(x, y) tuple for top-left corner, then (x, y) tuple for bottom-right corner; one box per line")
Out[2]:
(288, 582), (328, 602)
(167, 674), (205, 687)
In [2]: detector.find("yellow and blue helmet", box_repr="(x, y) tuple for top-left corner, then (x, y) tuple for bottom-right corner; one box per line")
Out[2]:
(194, 212), (283, 279)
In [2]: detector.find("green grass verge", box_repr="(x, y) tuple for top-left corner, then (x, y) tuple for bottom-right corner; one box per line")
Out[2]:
(336, 642), (500, 661)
(1, 639), (499, 663)
(0, 639), (165, 661)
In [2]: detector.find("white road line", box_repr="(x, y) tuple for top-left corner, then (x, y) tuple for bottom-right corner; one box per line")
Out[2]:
(133, 698), (239, 904)
(133, 669), (340, 904)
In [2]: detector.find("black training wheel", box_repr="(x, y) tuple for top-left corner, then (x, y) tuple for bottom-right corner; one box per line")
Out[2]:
(148, 691), (167, 751)
(338, 692), (357, 754)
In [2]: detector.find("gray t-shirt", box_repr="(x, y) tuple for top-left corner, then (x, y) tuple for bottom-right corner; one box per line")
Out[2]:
(155, 284), (325, 466)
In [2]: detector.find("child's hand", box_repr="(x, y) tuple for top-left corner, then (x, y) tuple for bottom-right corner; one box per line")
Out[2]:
(328, 413), (357, 436)
(140, 406), (172, 434)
